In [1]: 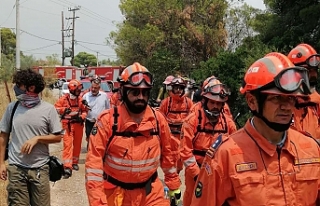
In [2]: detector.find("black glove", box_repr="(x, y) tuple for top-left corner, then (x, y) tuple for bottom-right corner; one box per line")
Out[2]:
(64, 108), (71, 114)
(75, 116), (84, 123)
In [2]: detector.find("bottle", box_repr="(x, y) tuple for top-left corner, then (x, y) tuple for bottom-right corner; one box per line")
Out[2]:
(164, 186), (169, 199)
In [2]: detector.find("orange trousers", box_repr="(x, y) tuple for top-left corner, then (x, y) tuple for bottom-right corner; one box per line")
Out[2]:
(105, 178), (170, 206)
(171, 133), (183, 173)
(183, 167), (197, 206)
(62, 122), (84, 169)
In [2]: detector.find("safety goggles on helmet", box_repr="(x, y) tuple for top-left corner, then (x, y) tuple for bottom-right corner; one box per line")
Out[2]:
(171, 78), (185, 85)
(128, 72), (153, 87)
(296, 54), (320, 69)
(259, 67), (311, 95)
(204, 84), (231, 99)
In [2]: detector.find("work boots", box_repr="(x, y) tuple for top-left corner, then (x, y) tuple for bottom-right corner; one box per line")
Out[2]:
(63, 168), (72, 179)
(72, 164), (79, 171)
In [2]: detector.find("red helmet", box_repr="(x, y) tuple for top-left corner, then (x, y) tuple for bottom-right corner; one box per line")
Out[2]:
(240, 52), (311, 96)
(163, 75), (175, 85)
(287, 43), (318, 66)
(118, 62), (153, 88)
(202, 75), (217, 89)
(68, 79), (82, 93)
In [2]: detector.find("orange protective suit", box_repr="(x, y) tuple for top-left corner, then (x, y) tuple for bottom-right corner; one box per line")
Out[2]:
(54, 94), (88, 169)
(110, 92), (122, 108)
(181, 109), (237, 206)
(293, 92), (320, 140)
(191, 120), (320, 206)
(159, 96), (193, 172)
(190, 101), (233, 119)
(85, 104), (180, 206)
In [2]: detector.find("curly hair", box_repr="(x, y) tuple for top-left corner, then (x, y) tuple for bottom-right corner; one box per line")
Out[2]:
(13, 69), (45, 93)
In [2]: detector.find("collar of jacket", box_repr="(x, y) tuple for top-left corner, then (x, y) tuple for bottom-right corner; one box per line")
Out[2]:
(244, 119), (297, 158)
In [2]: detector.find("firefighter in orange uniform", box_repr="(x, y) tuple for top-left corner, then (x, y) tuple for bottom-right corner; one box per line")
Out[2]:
(190, 76), (233, 119)
(85, 62), (181, 206)
(288, 44), (320, 140)
(181, 79), (237, 206)
(159, 77), (193, 173)
(191, 53), (320, 206)
(54, 79), (88, 178)
(110, 90), (122, 107)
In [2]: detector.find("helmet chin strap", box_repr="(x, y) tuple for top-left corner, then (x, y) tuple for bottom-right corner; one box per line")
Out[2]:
(251, 110), (291, 132)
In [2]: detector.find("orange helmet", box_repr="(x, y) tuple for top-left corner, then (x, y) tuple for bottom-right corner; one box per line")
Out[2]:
(170, 77), (186, 87)
(68, 79), (82, 93)
(201, 79), (230, 102)
(240, 52), (311, 96)
(202, 75), (217, 89)
(118, 62), (153, 88)
(287, 43), (319, 67)
(163, 75), (175, 85)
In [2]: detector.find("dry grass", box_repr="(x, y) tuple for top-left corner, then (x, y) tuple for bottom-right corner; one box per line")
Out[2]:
(0, 82), (57, 206)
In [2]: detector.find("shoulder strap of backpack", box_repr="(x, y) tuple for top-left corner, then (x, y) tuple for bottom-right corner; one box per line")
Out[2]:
(9, 101), (20, 133)
(103, 106), (119, 161)
(150, 108), (160, 136)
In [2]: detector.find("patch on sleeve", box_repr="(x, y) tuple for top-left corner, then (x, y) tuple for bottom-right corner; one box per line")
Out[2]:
(203, 162), (212, 176)
(294, 157), (320, 165)
(91, 126), (98, 135)
(194, 181), (203, 198)
(235, 162), (257, 173)
(206, 134), (222, 159)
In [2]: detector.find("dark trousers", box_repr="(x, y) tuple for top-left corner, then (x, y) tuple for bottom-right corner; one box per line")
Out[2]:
(85, 119), (95, 139)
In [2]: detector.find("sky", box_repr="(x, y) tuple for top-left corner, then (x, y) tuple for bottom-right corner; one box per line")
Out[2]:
(0, 0), (266, 64)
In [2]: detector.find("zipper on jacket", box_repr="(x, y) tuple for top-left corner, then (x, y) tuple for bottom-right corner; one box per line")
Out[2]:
(276, 146), (287, 205)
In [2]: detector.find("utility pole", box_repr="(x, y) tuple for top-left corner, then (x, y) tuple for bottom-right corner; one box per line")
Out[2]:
(96, 52), (99, 66)
(67, 6), (80, 66)
(61, 11), (65, 66)
(0, 28), (2, 68)
(16, 0), (21, 70)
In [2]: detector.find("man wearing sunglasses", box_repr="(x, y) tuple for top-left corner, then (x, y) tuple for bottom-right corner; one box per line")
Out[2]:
(191, 52), (320, 206)
(159, 77), (194, 174)
(180, 79), (237, 206)
(288, 43), (320, 141)
(85, 62), (181, 206)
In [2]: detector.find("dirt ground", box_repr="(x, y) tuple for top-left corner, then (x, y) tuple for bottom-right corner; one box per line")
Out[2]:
(50, 89), (186, 205)
(49, 138), (186, 206)
(0, 88), (186, 205)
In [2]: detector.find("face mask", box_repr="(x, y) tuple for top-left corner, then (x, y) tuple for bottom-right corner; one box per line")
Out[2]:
(14, 85), (26, 96)
(166, 85), (172, 91)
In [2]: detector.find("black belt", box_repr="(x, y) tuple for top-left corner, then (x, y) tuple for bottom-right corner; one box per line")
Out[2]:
(105, 172), (158, 195)
(193, 150), (206, 157)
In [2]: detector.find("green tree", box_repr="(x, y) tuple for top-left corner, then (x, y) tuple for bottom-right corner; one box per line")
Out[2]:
(254, 0), (320, 52)
(109, 0), (229, 76)
(74, 52), (97, 67)
(1, 28), (16, 61)
(20, 55), (37, 69)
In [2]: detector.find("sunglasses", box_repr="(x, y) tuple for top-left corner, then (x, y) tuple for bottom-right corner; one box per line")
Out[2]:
(127, 88), (151, 97)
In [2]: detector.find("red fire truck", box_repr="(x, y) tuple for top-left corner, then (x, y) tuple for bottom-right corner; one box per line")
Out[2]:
(32, 66), (83, 82)
(85, 66), (124, 89)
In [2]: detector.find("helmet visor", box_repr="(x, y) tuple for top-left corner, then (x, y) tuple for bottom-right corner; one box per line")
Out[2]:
(203, 84), (230, 101)
(129, 72), (153, 87)
(275, 67), (311, 95)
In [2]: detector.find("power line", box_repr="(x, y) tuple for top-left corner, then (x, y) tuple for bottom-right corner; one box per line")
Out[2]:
(21, 6), (60, 16)
(22, 43), (60, 52)
(76, 43), (117, 57)
(21, 30), (60, 42)
(0, 3), (16, 26)
(76, 40), (108, 46)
